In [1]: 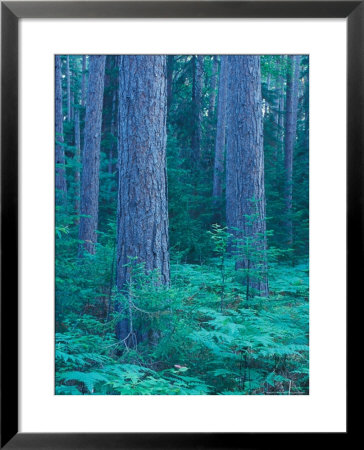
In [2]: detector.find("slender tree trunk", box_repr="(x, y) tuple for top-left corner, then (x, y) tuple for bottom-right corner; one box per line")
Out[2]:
(192, 55), (203, 165)
(278, 84), (286, 154)
(272, 56), (286, 167)
(81, 55), (87, 107)
(74, 108), (81, 219)
(108, 90), (117, 177)
(212, 56), (228, 203)
(70, 91), (74, 121)
(66, 55), (71, 122)
(303, 65), (309, 153)
(101, 56), (118, 188)
(209, 55), (219, 116)
(55, 55), (67, 204)
(226, 55), (268, 297)
(78, 55), (106, 255)
(284, 55), (300, 247)
(116, 55), (170, 342)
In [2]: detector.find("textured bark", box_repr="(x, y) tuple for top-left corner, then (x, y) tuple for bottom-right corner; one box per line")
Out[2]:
(81, 55), (87, 107)
(277, 55), (286, 153)
(284, 55), (300, 247)
(167, 55), (174, 114)
(209, 56), (219, 116)
(116, 56), (170, 341)
(55, 55), (67, 204)
(78, 56), (106, 255)
(66, 55), (71, 122)
(108, 90), (117, 177)
(226, 55), (268, 297)
(74, 108), (81, 218)
(273, 56), (286, 164)
(192, 55), (204, 165)
(212, 56), (228, 202)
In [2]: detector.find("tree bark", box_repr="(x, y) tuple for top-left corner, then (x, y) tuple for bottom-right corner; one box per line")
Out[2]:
(108, 90), (117, 177)
(212, 56), (228, 203)
(226, 55), (268, 297)
(272, 55), (286, 167)
(74, 108), (81, 218)
(284, 55), (300, 247)
(208, 55), (219, 117)
(81, 55), (87, 107)
(167, 55), (174, 114)
(66, 55), (71, 122)
(55, 55), (67, 204)
(278, 75), (286, 156)
(192, 55), (204, 165)
(116, 55), (170, 341)
(78, 55), (106, 255)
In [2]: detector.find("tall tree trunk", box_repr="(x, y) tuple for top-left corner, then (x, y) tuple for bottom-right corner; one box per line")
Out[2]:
(55, 55), (67, 204)
(70, 91), (74, 121)
(108, 90), (117, 177)
(192, 55), (203, 165)
(116, 55), (170, 342)
(66, 55), (71, 122)
(273, 56), (286, 168)
(303, 65), (309, 154)
(167, 55), (174, 114)
(212, 56), (228, 203)
(226, 55), (268, 298)
(208, 55), (219, 117)
(278, 72), (286, 156)
(284, 55), (300, 247)
(74, 108), (81, 219)
(78, 55), (106, 255)
(102, 56), (118, 187)
(81, 55), (87, 107)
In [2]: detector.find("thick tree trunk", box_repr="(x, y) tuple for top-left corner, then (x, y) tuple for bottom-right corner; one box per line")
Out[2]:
(226, 55), (268, 298)
(55, 55), (67, 204)
(212, 56), (228, 203)
(209, 56), (219, 117)
(116, 55), (170, 342)
(78, 55), (106, 255)
(66, 55), (71, 122)
(192, 55), (203, 165)
(74, 108), (81, 218)
(284, 55), (300, 247)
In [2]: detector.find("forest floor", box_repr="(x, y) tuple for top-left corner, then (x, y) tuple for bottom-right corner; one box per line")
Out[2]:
(56, 252), (309, 395)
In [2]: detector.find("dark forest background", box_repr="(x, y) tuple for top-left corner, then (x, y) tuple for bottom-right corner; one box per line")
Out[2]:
(55, 55), (309, 395)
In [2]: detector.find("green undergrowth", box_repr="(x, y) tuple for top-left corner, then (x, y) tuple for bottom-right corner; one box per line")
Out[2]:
(56, 247), (309, 395)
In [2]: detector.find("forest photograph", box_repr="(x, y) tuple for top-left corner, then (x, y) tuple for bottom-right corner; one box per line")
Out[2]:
(55, 54), (309, 395)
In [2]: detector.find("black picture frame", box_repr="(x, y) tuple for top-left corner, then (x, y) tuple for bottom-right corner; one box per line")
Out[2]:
(1, 1), (357, 448)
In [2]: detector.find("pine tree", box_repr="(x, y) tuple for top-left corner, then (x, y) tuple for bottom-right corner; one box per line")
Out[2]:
(78, 55), (106, 255)
(116, 55), (170, 341)
(213, 56), (228, 203)
(284, 55), (300, 246)
(55, 55), (67, 205)
(226, 55), (268, 297)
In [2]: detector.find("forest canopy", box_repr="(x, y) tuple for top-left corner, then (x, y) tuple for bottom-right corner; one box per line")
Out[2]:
(55, 55), (309, 395)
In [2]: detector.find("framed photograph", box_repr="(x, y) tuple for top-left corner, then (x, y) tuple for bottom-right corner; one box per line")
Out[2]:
(1, 1), (356, 447)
